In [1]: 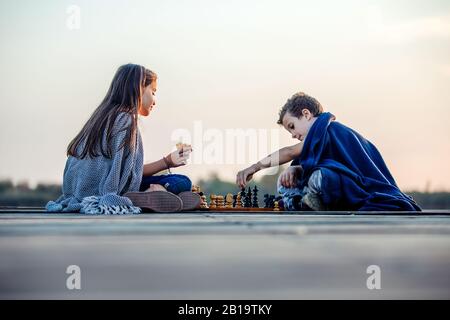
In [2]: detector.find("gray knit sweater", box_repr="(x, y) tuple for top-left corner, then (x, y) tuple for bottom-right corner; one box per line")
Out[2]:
(46, 112), (144, 214)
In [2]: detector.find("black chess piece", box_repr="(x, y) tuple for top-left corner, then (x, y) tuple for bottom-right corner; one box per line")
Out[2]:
(232, 194), (237, 207)
(252, 185), (259, 208)
(263, 194), (269, 208)
(269, 195), (275, 208)
(240, 187), (246, 207)
(245, 187), (252, 208)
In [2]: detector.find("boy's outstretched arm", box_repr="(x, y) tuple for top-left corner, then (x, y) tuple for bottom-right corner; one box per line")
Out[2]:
(236, 142), (303, 188)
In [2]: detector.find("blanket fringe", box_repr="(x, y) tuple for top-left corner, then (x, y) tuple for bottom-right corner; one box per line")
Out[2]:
(80, 196), (141, 215)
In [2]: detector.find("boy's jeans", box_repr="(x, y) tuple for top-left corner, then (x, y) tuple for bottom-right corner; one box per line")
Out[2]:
(140, 174), (192, 195)
(278, 170), (323, 211)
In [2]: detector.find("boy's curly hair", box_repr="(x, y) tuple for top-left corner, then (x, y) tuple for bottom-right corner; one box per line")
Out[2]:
(277, 92), (323, 125)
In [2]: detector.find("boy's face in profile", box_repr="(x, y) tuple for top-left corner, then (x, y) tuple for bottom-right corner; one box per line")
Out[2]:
(282, 109), (316, 141)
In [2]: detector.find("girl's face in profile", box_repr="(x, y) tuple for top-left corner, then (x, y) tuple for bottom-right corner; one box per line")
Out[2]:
(139, 79), (157, 116)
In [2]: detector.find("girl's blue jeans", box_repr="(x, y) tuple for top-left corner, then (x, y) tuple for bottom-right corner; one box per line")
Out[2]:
(139, 174), (192, 195)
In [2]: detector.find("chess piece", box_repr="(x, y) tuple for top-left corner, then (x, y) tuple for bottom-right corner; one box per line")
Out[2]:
(245, 187), (252, 208)
(198, 192), (208, 209)
(216, 195), (225, 209)
(236, 193), (242, 208)
(209, 194), (217, 209)
(269, 195), (275, 208)
(273, 201), (280, 211)
(225, 193), (233, 208)
(202, 196), (208, 208)
(239, 188), (246, 207)
(252, 185), (259, 208)
(214, 195), (220, 209)
(232, 194), (237, 207)
(263, 194), (269, 208)
(275, 196), (283, 210)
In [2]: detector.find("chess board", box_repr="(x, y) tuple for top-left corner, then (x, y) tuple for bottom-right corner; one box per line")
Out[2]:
(192, 184), (283, 212)
(199, 207), (283, 212)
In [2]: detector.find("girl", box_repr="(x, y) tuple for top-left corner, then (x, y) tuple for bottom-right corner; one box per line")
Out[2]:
(46, 63), (200, 214)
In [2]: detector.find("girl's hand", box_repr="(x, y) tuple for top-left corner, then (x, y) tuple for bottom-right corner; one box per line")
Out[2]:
(236, 165), (258, 189)
(278, 165), (303, 188)
(165, 145), (192, 168)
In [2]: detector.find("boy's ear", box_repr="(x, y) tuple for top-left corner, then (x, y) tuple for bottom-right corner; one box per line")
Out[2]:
(302, 109), (312, 119)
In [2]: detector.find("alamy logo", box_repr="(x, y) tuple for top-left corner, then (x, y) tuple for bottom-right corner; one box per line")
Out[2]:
(66, 5), (81, 30)
(366, 265), (381, 290)
(66, 265), (81, 290)
(170, 121), (281, 174)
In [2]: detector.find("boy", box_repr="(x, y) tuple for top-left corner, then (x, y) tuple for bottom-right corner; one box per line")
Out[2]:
(236, 92), (421, 211)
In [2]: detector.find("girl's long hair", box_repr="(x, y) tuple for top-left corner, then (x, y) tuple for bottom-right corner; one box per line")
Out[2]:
(67, 64), (157, 159)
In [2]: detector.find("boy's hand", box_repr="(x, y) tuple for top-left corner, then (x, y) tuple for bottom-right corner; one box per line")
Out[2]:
(278, 165), (303, 188)
(236, 165), (258, 188)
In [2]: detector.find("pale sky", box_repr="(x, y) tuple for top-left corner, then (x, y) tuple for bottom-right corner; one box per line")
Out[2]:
(1, 0), (449, 191)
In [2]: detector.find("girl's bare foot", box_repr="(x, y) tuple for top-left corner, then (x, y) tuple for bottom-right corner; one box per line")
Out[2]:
(146, 184), (167, 192)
